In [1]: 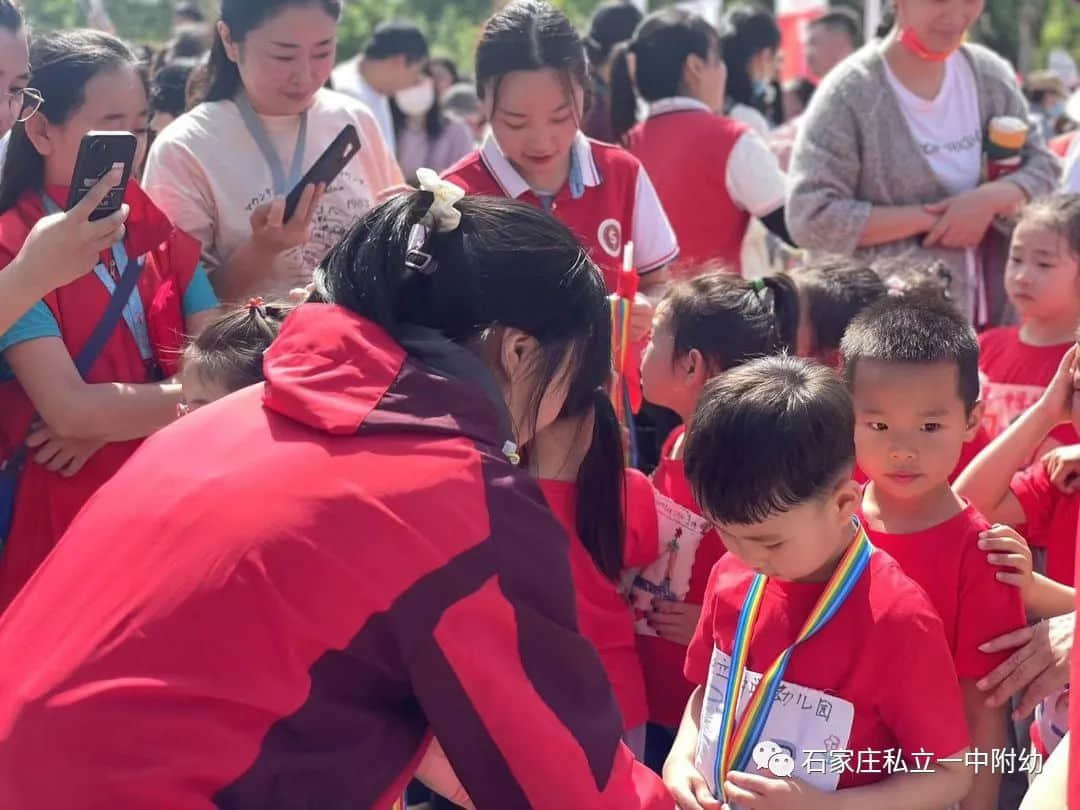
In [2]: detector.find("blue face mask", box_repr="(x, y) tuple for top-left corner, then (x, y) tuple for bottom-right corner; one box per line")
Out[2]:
(753, 79), (769, 99)
(1049, 101), (1066, 119)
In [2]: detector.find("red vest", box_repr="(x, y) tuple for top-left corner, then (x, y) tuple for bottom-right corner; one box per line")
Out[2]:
(0, 182), (200, 608)
(625, 109), (748, 277)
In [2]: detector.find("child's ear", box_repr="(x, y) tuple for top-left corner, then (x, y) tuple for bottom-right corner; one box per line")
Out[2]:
(684, 53), (706, 89)
(830, 476), (862, 525)
(684, 348), (708, 388)
(23, 113), (53, 157)
(964, 401), (985, 441)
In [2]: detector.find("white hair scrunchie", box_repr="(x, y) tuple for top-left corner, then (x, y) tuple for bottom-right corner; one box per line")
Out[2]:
(416, 168), (465, 233)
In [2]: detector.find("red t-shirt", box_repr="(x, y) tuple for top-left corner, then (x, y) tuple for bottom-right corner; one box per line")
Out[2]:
(638, 427), (727, 728)
(1069, 503), (1080, 810)
(978, 327), (1078, 447)
(540, 470), (661, 730)
(1010, 461), (1079, 587)
(861, 502), (1027, 680)
(686, 551), (969, 789)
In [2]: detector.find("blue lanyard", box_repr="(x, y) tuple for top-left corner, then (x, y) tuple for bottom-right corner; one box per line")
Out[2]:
(41, 195), (153, 361)
(234, 90), (309, 196)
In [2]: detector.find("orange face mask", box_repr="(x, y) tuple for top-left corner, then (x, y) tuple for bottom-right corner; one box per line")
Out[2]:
(898, 27), (956, 62)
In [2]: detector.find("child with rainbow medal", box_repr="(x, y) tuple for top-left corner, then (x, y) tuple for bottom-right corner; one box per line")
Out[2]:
(662, 356), (973, 810)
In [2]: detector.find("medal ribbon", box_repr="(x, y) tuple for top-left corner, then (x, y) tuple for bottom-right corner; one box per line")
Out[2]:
(713, 518), (874, 799)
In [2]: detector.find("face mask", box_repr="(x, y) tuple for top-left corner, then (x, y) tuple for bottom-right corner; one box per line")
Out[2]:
(1048, 101), (1066, 119)
(395, 79), (435, 117)
(898, 27), (957, 62)
(753, 79), (769, 99)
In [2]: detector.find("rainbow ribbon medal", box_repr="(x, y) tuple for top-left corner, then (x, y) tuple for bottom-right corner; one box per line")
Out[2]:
(713, 517), (874, 800)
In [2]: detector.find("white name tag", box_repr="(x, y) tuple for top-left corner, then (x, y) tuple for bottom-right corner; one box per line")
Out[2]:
(695, 648), (855, 798)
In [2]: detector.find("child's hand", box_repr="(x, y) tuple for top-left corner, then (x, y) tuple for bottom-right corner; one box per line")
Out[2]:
(414, 737), (475, 809)
(722, 772), (831, 810)
(630, 292), (654, 343)
(26, 423), (104, 478)
(978, 524), (1033, 594)
(662, 753), (722, 810)
(1036, 345), (1079, 427)
(648, 600), (702, 646)
(1043, 443), (1080, 494)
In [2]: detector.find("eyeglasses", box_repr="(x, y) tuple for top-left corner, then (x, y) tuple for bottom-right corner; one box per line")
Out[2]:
(7, 87), (43, 123)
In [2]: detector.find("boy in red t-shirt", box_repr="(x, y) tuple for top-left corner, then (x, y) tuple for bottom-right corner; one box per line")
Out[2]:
(841, 296), (1028, 810)
(665, 355), (971, 810)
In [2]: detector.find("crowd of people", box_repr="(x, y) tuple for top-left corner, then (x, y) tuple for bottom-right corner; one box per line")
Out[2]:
(0, 0), (1077, 808)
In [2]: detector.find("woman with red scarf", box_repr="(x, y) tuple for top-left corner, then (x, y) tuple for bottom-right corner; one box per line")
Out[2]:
(0, 30), (220, 609)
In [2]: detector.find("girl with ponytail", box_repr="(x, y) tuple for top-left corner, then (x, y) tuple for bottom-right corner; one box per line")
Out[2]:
(635, 270), (798, 766)
(612, 8), (791, 278)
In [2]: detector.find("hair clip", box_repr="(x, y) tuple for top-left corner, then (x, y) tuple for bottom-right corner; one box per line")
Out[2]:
(416, 168), (465, 232)
(750, 278), (766, 292)
(247, 296), (266, 312)
(502, 440), (521, 466)
(405, 222), (438, 275)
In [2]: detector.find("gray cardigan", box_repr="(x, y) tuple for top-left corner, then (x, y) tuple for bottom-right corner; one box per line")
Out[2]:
(787, 43), (1060, 318)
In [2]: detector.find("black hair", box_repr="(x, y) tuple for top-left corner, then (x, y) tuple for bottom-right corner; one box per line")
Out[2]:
(0, 30), (137, 214)
(875, 257), (954, 303)
(364, 20), (428, 63)
(162, 23), (212, 64)
(585, 1), (643, 67)
(150, 59), (197, 118)
(610, 8), (719, 142)
(659, 272), (798, 374)
(1017, 193), (1080, 260)
(311, 191), (610, 443)
(184, 299), (293, 392)
(791, 260), (885, 358)
(0, 0), (21, 32)
(475, 0), (588, 115)
(685, 355), (855, 524)
(720, 4), (780, 110)
(810, 9), (862, 47)
(390, 66), (446, 144)
(175, 1), (206, 24)
(429, 56), (459, 85)
(202, 0), (342, 103)
(840, 294), (981, 415)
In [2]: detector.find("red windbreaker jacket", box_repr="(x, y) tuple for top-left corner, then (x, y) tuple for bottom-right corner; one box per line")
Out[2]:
(0, 304), (670, 809)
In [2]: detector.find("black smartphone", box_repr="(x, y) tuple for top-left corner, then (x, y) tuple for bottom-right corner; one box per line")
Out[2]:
(284, 124), (361, 222)
(65, 131), (138, 221)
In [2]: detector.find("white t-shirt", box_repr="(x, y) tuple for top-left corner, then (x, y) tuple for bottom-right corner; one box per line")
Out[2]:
(884, 51), (982, 197)
(331, 57), (396, 154)
(1063, 134), (1080, 193)
(143, 88), (403, 298)
(884, 51), (983, 320)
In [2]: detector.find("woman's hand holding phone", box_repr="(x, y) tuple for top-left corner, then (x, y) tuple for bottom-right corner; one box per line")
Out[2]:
(249, 182), (326, 258)
(17, 169), (130, 292)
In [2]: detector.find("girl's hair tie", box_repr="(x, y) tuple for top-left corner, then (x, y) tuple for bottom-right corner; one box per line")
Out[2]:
(247, 296), (266, 314)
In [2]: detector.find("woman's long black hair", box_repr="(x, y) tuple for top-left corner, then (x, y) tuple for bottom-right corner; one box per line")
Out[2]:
(199, 0), (342, 104)
(719, 4), (780, 112)
(312, 191), (611, 445)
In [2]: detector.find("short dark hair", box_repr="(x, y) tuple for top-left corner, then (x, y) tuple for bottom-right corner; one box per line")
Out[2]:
(0, 0), (22, 33)
(150, 59), (196, 117)
(684, 355), (855, 524)
(1018, 193), (1080, 261)
(810, 9), (861, 47)
(840, 294), (980, 414)
(364, 20), (429, 63)
(791, 260), (885, 355)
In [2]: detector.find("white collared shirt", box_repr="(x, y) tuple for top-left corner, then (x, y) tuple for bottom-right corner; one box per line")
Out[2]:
(331, 57), (396, 154)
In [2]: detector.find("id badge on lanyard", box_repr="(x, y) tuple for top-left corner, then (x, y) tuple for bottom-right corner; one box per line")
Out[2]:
(41, 193), (155, 369)
(234, 90), (309, 196)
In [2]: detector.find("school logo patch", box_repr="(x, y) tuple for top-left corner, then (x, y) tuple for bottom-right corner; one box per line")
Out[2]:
(598, 218), (622, 258)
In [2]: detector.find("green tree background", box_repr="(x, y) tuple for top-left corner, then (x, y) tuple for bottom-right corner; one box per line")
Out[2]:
(16, 0), (1078, 78)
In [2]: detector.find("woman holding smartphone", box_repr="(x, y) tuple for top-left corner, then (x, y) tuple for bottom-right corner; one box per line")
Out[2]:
(144, 0), (403, 301)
